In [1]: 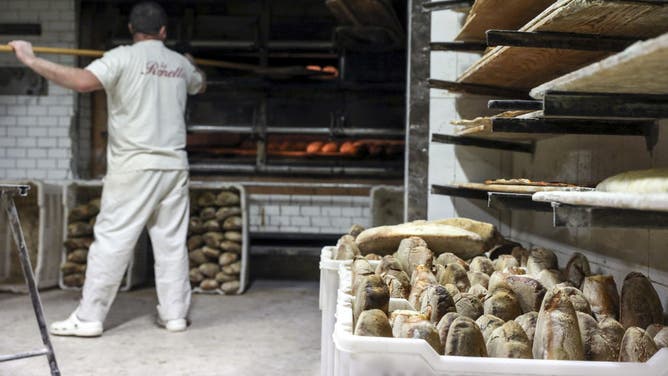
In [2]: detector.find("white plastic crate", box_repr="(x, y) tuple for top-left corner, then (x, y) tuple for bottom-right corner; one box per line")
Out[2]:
(189, 181), (249, 295)
(332, 264), (668, 376)
(0, 180), (64, 292)
(320, 246), (352, 376)
(60, 180), (149, 292)
(320, 247), (382, 376)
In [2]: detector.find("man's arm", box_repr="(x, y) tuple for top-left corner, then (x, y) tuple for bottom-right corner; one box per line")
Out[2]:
(185, 53), (206, 94)
(9, 40), (103, 93)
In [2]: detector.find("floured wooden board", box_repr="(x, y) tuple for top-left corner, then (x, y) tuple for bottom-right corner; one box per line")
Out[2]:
(457, 182), (592, 193)
(452, 110), (553, 140)
(531, 32), (668, 98)
(532, 191), (668, 212)
(458, 0), (668, 91)
(455, 0), (556, 42)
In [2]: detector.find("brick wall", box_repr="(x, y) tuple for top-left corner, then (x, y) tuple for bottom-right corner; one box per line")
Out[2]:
(248, 194), (371, 234)
(0, 0), (81, 181)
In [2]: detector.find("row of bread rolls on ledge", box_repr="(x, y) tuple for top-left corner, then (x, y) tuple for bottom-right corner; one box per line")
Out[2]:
(187, 190), (243, 294)
(336, 219), (667, 362)
(305, 140), (403, 158)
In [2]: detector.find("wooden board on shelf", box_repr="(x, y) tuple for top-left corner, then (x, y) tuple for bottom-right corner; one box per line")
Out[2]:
(451, 110), (553, 140)
(455, 182), (591, 193)
(533, 191), (668, 212)
(455, 0), (556, 42)
(458, 0), (668, 91)
(531, 32), (668, 98)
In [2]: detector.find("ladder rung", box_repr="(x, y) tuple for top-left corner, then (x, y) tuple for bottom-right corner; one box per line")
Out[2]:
(0, 348), (49, 362)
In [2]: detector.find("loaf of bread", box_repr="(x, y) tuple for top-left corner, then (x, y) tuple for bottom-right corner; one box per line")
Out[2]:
(355, 219), (497, 259)
(533, 287), (585, 360)
(354, 309), (393, 337)
(444, 317), (487, 357)
(577, 311), (617, 361)
(620, 272), (663, 329)
(419, 284), (456, 324)
(486, 321), (533, 359)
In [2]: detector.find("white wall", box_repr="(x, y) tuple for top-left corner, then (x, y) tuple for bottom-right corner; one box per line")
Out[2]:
(0, 0), (83, 181)
(428, 10), (513, 231)
(249, 194), (371, 234)
(426, 9), (668, 309)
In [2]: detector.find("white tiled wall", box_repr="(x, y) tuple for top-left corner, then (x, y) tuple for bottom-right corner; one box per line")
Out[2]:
(248, 194), (371, 234)
(0, 0), (82, 181)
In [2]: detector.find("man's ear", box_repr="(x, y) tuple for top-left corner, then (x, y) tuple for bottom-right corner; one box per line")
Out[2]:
(128, 23), (134, 34)
(159, 26), (167, 40)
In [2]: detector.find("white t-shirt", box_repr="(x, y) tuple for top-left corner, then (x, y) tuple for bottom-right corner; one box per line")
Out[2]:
(86, 40), (203, 173)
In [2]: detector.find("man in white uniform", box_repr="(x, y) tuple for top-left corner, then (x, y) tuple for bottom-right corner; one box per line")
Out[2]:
(10, 1), (205, 336)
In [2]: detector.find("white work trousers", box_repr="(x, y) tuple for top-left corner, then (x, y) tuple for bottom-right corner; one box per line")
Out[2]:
(76, 169), (191, 323)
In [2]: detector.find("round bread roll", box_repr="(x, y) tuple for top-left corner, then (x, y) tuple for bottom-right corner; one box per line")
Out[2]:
(484, 286), (522, 322)
(339, 141), (357, 155)
(487, 321), (533, 359)
(515, 311), (538, 346)
(396, 316), (443, 355)
(619, 327), (658, 362)
(444, 316), (487, 357)
(353, 275), (390, 327)
(436, 312), (461, 347)
(354, 309), (393, 337)
(454, 292), (484, 320)
(435, 252), (469, 270)
(420, 284), (456, 324)
(321, 141), (339, 153)
(598, 317), (625, 356)
(438, 263), (471, 293)
(577, 311), (617, 361)
(476, 314), (504, 344)
(306, 141), (324, 154)
(565, 252), (591, 288)
(582, 275), (620, 321)
(409, 265), (438, 308)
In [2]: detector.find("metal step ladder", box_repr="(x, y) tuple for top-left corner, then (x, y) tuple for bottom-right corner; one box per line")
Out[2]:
(0, 184), (60, 375)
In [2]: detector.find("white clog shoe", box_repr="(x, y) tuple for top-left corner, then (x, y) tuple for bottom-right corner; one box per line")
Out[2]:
(49, 313), (103, 337)
(157, 317), (188, 332)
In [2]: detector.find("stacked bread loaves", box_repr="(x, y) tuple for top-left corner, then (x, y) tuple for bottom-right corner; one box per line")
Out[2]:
(339, 219), (666, 362)
(187, 188), (244, 294)
(61, 198), (99, 288)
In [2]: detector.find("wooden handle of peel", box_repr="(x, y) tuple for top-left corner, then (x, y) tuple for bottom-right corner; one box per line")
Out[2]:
(0, 44), (264, 71)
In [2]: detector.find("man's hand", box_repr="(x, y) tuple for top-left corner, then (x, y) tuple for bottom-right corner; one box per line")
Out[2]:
(8, 40), (37, 66)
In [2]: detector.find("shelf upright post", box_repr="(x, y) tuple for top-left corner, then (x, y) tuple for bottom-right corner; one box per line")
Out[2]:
(405, 0), (431, 221)
(255, 0), (270, 172)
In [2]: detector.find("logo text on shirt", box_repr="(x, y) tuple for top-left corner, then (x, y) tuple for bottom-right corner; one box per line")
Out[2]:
(142, 61), (186, 78)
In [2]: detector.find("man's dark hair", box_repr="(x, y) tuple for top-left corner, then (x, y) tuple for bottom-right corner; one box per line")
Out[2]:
(129, 1), (167, 35)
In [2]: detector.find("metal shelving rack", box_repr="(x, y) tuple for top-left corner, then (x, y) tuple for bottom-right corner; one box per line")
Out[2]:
(431, 183), (668, 228)
(427, 0), (668, 229)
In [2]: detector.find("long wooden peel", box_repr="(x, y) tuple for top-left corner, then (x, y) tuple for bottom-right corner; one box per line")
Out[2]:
(0, 44), (324, 75)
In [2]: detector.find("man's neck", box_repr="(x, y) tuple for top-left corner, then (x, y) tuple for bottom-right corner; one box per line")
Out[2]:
(132, 33), (163, 43)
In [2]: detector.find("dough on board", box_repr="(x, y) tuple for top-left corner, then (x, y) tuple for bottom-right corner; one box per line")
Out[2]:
(596, 168), (668, 193)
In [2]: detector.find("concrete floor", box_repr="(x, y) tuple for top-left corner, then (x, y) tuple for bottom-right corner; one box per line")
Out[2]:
(0, 280), (320, 376)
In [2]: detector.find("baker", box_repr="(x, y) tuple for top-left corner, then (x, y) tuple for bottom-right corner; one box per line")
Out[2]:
(9, 1), (206, 336)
